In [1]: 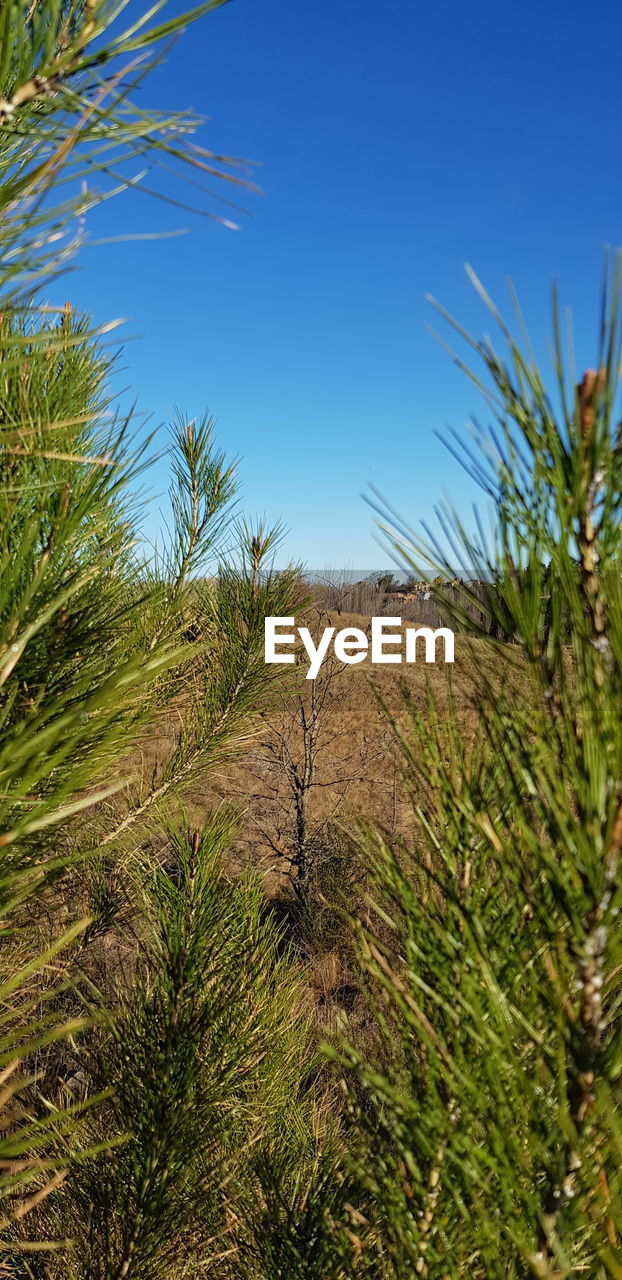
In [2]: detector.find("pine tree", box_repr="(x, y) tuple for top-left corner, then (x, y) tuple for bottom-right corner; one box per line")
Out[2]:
(49, 812), (317, 1280)
(0, 1), (305, 1266)
(326, 263), (622, 1279)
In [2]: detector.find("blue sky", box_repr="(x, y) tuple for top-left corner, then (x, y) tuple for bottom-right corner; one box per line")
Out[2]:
(64, 0), (622, 569)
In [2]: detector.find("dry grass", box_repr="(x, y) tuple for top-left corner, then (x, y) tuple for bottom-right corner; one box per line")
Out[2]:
(43, 609), (487, 1048)
(188, 610), (483, 876)
(1, 608), (492, 1250)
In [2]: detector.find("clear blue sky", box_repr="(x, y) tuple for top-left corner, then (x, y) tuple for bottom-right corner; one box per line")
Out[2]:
(64, 0), (622, 569)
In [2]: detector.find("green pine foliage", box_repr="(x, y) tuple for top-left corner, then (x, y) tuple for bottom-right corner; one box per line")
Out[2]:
(0, 1), (309, 1265)
(0, 303), (179, 1252)
(0, 0), (251, 293)
(0, 297), (307, 1261)
(2, 2), (621, 1277)
(326, 265), (622, 1279)
(0, 306), (174, 855)
(49, 812), (318, 1280)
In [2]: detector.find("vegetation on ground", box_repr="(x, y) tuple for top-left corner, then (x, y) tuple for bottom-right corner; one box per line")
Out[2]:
(1, 4), (620, 1277)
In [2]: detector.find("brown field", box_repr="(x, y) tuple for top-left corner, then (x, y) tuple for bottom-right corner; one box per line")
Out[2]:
(184, 610), (482, 885)
(78, 610), (487, 1039)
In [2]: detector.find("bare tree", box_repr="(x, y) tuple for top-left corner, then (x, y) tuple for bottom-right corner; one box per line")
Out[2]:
(247, 653), (385, 905)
